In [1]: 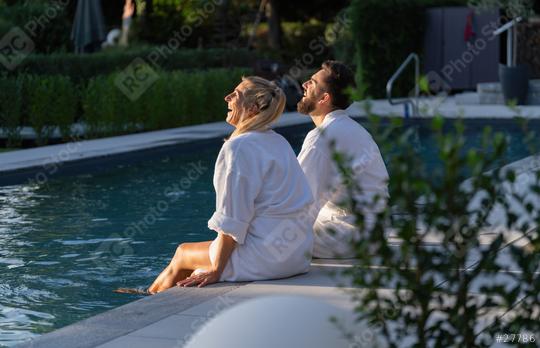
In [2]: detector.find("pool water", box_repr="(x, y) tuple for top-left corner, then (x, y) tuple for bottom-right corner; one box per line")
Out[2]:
(0, 119), (538, 346)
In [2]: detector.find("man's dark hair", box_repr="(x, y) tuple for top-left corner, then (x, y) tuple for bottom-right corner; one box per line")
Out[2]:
(321, 60), (356, 110)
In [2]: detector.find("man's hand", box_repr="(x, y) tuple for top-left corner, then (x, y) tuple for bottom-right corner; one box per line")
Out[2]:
(177, 269), (220, 288)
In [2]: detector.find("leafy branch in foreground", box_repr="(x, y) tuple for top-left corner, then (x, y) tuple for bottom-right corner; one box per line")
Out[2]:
(335, 116), (540, 347)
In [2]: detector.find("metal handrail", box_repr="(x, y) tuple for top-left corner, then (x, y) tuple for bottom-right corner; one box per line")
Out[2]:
(386, 53), (419, 117)
(493, 17), (522, 67)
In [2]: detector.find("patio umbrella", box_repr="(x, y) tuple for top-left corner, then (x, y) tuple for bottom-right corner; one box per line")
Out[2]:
(71, 0), (106, 53)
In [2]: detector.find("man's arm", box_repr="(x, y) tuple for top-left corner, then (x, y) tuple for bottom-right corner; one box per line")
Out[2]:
(298, 145), (332, 213)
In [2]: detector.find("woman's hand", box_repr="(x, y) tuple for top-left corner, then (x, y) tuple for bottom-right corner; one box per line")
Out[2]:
(177, 269), (221, 288)
(177, 232), (235, 288)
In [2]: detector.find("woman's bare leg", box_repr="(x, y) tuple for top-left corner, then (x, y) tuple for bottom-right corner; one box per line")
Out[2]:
(148, 241), (212, 293)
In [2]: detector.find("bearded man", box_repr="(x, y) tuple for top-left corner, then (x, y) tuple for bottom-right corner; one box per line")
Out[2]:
(297, 60), (389, 258)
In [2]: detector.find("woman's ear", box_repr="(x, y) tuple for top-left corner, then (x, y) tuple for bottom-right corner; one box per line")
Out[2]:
(247, 104), (259, 117)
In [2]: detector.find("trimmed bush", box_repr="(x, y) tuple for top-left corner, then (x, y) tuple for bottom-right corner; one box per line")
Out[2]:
(24, 75), (78, 145)
(7, 48), (257, 82)
(82, 75), (125, 138)
(82, 68), (250, 136)
(0, 67), (251, 147)
(0, 77), (22, 147)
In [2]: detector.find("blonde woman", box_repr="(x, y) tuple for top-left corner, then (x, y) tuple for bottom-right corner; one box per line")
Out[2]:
(146, 77), (314, 293)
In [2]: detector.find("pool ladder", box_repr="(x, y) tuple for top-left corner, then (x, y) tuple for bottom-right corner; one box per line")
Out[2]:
(386, 53), (420, 118)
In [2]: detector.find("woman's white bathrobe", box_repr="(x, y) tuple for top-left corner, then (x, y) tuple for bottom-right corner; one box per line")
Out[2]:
(208, 130), (314, 281)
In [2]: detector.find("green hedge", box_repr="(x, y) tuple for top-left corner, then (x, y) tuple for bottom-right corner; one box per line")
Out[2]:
(82, 68), (248, 135)
(0, 68), (250, 146)
(0, 77), (22, 147)
(25, 75), (78, 145)
(348, 0), (468, 98)
(5, 48), (257, 82)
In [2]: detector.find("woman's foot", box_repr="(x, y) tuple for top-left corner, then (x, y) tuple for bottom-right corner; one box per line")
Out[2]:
(113, 288), (152, 295)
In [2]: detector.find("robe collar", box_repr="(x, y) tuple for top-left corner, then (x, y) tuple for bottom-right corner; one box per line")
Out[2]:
(319, 109), (348, 129)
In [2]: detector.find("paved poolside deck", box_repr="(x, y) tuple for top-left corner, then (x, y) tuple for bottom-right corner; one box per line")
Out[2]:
(17, 260), (359, 348)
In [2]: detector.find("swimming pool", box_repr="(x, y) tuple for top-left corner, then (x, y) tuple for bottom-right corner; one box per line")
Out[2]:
(0, 118), (538, 347)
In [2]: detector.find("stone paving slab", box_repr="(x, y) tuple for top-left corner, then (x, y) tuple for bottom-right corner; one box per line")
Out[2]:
(92, 263), (357, 348)
(16, 284), (244, 348)
(102, 314), (206, 348)
(17, 263), (354, 348)
(97, 335), (181, 348)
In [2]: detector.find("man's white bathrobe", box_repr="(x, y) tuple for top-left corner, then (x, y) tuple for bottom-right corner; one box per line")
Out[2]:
(208, 130), (314, 281)
(298, 110), (389, 258)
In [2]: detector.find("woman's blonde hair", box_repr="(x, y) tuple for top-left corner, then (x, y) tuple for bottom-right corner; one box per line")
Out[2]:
(229, 76), (286, 139)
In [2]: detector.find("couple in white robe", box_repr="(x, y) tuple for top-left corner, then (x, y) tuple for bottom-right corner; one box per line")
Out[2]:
(147, 62), (388, 293)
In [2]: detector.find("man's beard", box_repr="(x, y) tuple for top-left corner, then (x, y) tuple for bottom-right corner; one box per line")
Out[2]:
(297, 96), (316, 114)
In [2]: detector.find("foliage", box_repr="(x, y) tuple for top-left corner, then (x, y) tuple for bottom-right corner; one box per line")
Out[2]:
(0, 1), (72, 54)
(81, 75), (121, 138)
(336, 116), (540, 347)
(347, 0), (468, 98)
(469, 0), (536, 19)
(5, 48), (256, 82)
(81, 67), (250, 136)
(0, 76), (22, 147)
(280, 20), (329, 63)
(0, 67), (249, 147)
(274, 0), (351, 22)
(132, 0), (243, 47)
(24, 75), (77, 145)
(330, 10), (356, 70)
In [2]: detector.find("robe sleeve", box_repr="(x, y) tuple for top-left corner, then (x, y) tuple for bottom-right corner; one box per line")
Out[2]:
(208, 140), (262, 245)
(350, 141), (378, 175)
(297, 145), (332, 213)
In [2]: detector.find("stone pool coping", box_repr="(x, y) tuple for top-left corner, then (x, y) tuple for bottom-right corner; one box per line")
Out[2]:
(0, 112), (313, 186)
(353, 97), (540, 118)
(17, 260), (357, 348)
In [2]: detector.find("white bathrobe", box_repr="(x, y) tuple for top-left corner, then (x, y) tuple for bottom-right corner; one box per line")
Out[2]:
(208, 130), (314, 281)
(298, 110), (389, 258)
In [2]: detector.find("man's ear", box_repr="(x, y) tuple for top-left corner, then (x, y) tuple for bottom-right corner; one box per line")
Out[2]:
(319, 92), (331, 105)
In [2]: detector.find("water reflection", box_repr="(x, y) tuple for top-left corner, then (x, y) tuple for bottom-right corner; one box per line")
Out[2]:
(0, 147), (218, 347)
